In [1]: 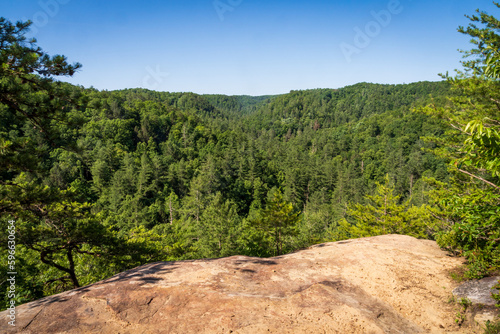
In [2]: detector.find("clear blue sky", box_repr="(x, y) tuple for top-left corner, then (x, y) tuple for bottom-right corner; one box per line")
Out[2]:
(3, 0), (498, 95)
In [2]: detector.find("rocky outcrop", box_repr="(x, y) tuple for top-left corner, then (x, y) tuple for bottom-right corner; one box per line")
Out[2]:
(453, 276), (500, 306)
(0, 235), (484, 333)
(453, 276), (500, 325)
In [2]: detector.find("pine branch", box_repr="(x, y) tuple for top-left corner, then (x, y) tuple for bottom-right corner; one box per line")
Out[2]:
(457, 168), (500, 190)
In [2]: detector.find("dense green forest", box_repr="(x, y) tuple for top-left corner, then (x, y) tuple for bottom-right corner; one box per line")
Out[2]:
(0, 3), (499, 320)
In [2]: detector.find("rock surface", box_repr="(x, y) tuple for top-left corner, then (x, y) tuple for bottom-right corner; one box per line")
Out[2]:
(0, 235), (482, 333)
(453, 276), (500, 306)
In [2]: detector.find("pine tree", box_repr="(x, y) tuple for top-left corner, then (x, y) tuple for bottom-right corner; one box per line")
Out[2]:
(420, 4), (500, 278)
(0, 18), (82, 174)
(339, 175), (435, 239)
(257, 189), (301, 256)
(196, 192), (240, 258)
(0, 19), (157, 303)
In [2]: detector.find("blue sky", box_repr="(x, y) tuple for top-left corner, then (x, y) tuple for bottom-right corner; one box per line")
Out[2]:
(3, 0), (498, 95)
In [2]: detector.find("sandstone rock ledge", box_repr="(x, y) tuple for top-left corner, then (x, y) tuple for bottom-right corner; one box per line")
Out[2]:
(1, 235), (476, 333)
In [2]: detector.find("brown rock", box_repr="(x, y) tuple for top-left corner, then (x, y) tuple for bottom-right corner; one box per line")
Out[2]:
(0, 235), (475, 333)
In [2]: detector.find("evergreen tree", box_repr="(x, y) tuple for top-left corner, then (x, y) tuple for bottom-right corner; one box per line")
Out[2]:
(0, 18), (160, 306)
(420, 4), (500, 278)
(196, 193), (240, 258)
(338, 175), (435, 239)
(257, 189), (301, 256)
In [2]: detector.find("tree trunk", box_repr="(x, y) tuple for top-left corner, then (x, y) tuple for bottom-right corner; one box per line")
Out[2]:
(169, 195), (173, 225)
(39, 248), (80, 289)
(66, 248), (80, 288)
(410, 174), (414, 197)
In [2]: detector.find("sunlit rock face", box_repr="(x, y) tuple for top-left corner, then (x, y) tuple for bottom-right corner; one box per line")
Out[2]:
(1, 235), (481, 334)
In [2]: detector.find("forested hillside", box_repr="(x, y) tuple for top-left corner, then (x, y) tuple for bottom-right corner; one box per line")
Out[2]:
(1, 8), (499, 318)
(68, 81), (452, 252)
(0, 74), (452, 305)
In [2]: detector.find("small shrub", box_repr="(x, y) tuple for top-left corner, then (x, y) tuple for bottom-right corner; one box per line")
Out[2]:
(493, 280), (500, 308)
(454, 298), (472, 326)
(483, 320), (500, 334)
(449, 265), (467, 283)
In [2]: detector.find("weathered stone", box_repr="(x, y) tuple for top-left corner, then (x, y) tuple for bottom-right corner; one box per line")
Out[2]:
(473, 309), (498, 324)
(0, 235), (479, 333)
(453, 276), (500, 306)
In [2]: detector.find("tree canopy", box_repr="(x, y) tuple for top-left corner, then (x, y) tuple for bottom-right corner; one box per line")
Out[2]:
(2, 7), (499, 313)
(419, 3), (500, 279)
